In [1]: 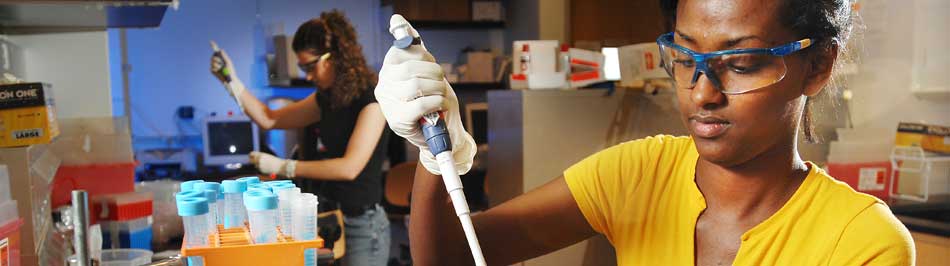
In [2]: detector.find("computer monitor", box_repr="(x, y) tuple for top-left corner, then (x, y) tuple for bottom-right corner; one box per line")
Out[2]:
(202, 114), (260, 166)
(465, 102), (488, 146)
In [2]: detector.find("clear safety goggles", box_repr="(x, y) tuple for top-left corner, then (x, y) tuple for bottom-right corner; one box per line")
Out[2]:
(656, 32), (813, 94)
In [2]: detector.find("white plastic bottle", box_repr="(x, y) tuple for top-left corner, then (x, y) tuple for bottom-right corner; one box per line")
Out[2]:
(271, 183), (299, 236)
(221, 180), (248, 229)
(244, 189), (279, 244)
(177, 196), (210, 266)
(293, 193), (319, 266)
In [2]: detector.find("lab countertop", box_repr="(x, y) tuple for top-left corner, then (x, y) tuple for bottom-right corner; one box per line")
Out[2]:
(888, 194), (950, 237)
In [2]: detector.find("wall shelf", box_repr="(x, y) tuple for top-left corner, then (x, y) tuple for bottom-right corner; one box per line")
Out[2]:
(268, 78), (314, 88)
(451, 82), (506, 90)
(0, 0), (174, 34)
(412, 20), (505, 30)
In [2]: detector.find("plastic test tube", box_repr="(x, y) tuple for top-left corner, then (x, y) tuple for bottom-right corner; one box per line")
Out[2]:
(270, 183), (299, 236)
(248, 183), (272, 193)
(221, 180), (248, 229)
(244, 189), (279, 244)
(196, 182), (223, 227)
(293, 193), (319, 266)
(180, 180), (205, 192)
(237, 176), (261, 185)
(177, 197), (210, 266)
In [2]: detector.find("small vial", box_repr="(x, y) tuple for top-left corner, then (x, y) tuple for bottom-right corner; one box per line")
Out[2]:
(237, 176), (261, 185)
(180, 180), (205, 192)
(196, 182), (223, 227)
(248, 183), (272, 193)
(293, 193), (319, 266)
(221, 180), (248, 229)
(271, 183), (299, 236)
(244, 189), (279, 244)
(177, 197), (210, 266)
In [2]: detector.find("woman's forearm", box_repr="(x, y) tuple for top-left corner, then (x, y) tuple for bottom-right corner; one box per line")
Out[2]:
(236, 89), (278, 130)
(409, 161), (473, 265)
(293, 158), (363, 181)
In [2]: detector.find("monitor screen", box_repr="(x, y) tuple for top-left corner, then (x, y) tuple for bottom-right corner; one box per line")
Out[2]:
(208, 121), (255, 156)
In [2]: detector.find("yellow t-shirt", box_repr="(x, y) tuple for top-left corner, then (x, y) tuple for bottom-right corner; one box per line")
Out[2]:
(564, 135), (915, 265)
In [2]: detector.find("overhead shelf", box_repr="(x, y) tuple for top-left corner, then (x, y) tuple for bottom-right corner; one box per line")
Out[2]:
(0, 0), (175, 34)
(268, 78), (315, 88)
(451, 82), (505, 90)
(411, 20), (505, 30)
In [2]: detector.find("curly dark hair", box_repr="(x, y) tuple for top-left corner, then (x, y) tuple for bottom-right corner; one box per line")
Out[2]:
(659, 0), (854, 143)
(292, 9), (377, 109)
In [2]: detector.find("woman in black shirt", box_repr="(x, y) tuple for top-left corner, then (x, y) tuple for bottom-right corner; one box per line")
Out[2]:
(210, 10), (390, 266)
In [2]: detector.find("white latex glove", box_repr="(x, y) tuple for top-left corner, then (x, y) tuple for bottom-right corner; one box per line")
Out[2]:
(210, 42), (247, 112)
(375, 14), (476, 176)
(249, 151), (297, 178)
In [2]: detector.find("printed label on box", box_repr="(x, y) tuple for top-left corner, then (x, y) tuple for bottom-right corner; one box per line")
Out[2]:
(0, 237), (8, 266)
(858, 167), (887, 191)
(12, 128), (41, 140)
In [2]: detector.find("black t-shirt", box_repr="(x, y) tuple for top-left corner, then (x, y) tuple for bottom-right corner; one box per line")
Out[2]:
(299, 89), (390, 212)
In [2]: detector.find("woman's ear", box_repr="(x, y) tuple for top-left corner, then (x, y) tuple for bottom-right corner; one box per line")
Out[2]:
(802, 42), (839, 97)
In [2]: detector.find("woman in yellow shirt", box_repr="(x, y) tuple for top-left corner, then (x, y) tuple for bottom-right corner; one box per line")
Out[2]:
(373, 0), (916, 265)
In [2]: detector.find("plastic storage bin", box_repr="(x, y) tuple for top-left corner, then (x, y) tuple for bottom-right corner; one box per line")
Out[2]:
(99, 249), (153, 266)
(101, 217), (153, 250)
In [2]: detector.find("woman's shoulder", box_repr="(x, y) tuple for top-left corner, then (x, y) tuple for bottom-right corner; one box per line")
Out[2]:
(804, 167), (914, 264)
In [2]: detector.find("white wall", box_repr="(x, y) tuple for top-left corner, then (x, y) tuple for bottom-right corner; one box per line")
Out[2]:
(112, 0), (506, 138)
(9, 32), (113, 119)
(848, 0), (950, 129)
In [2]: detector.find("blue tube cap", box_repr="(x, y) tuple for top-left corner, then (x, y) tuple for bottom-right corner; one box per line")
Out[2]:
(196, 182), (223, 200)
(248, 183), (272, 192)
(177, 197), (209, 216)
(180, 180), (205, 192)
(270, 182), (296, 191)
(237, 176), (261, 184)
(175, 190), (205, 203)
(222, 180), (248, 193)
(202, 189), (218, 203)
(243, 189), (278, 211)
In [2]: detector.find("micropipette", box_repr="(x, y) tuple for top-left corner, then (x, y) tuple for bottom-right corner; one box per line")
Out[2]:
(390, 19), (488, 266)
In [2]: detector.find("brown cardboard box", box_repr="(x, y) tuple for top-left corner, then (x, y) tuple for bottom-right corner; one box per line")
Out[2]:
(0, 144), (60, 266)
(0, 83), (59, 148)
(462, 51), (495, 82)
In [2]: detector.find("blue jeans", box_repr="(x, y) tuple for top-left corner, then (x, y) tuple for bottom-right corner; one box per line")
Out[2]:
(341, 204), (391, 266)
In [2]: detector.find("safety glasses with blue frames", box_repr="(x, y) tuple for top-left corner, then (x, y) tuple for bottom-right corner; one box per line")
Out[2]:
(656, 32), (813, 94)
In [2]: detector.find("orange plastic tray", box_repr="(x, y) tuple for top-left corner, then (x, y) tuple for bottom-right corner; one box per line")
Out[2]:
(181, 225), (323, 266)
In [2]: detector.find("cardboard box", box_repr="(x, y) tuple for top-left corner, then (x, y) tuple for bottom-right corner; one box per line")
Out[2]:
(896, 122), (950, 154)
(618, 43), (667, 88)
(0, 83), (58, 148)
(461, 51), (494, 83)
(472, 1), (504, 21)
(0, 144), (59, 266)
